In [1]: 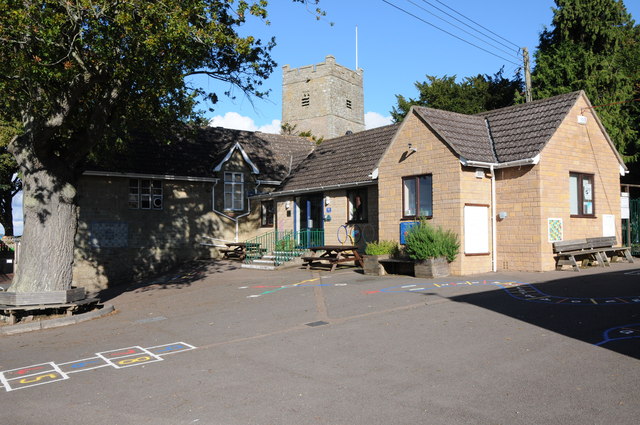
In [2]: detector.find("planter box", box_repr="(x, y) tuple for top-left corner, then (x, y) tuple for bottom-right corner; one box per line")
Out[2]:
(414, 257), (450, 278)
(0, 287), (86, 306)
(363, 254), (390, 276)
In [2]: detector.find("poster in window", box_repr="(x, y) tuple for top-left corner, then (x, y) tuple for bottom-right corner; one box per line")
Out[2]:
(583, 180), (592, 200)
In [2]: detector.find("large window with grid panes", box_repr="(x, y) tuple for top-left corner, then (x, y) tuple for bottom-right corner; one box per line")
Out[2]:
(224, 172), (244, 211)
(129, 179), (163, 210)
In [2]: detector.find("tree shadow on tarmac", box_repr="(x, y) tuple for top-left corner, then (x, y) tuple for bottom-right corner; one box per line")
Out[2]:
(437, 267), (640, 360)
(94, 259), (241, 302)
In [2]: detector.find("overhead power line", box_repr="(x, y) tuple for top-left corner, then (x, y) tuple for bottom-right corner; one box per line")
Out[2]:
(382, 0), (521, 66)
(431, 0), (521, 51)
(408, 0), (521, 61)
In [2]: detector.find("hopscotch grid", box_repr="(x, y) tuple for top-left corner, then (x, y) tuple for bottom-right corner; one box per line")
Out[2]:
(0, 341), (196, 392)
(146, 342), (196, 356)
(58, 356), (110, 374)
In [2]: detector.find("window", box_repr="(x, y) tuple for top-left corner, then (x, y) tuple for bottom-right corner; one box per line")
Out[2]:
(346, 99), (352, 109)
(302, 93), (310, 107)
(569, 172), (594, 216)
(402, 175), (432, 218)
(224, 172), (244, 211)
(129, 179), (162, 210)
(261, 201), (275, 227)
(347, 189), (368, 223)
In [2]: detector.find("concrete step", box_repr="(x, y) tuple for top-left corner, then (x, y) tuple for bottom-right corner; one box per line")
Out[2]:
(241, 263), (276, 271)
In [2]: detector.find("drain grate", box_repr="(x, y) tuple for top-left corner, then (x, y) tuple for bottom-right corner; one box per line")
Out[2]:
(305, 320), (329, 327)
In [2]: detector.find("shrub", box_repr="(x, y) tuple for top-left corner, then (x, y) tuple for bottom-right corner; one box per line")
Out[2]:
(404, 221), (460, 262)
(365, 240), (399, 256)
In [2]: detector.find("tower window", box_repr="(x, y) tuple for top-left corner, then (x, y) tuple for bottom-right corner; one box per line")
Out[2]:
(346, 99), (352, 109)
(302, 94), (310, 107)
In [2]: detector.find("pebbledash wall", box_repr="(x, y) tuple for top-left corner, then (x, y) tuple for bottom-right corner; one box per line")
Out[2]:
(496, 95), (622, 272)
(282, 55), (365, 140)
(74, 151), (277, 292)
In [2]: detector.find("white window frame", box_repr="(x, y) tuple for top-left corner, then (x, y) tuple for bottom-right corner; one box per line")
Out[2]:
(129, 179), (163, 210)
(224, 172), (244, 211)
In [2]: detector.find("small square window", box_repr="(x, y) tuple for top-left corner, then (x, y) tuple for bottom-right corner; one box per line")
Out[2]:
(569, 172), (595, 216)
(347, 189), (368, 223)
(261, 201), (275, 227)
(402, 175), (432, 218)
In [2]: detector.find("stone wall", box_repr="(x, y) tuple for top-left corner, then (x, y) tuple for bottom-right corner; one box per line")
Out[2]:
(282, 55), (364, 139)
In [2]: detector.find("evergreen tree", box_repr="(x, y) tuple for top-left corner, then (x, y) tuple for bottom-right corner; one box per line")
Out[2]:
(391, 68), (522, 122)
(533, 0), (640, 160)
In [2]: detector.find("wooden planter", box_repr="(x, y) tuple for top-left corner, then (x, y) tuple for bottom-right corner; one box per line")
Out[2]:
(0, 287), (86, 307)
(414, 257), (450, 278)
(363, 254), (390, 276)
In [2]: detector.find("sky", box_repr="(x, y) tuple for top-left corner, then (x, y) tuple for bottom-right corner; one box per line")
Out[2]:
(3, 0), (640, 236)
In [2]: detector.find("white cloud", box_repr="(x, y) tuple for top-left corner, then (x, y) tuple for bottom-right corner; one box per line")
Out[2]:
(0, 190), (23, 236)
(365, 112), (393, 129)
(208, 112), (281, 134)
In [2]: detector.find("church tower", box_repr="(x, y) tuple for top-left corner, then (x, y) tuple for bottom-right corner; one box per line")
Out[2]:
(282, 55), (364, 140)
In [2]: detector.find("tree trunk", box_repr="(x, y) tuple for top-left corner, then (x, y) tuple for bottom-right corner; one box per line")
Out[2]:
(8, 168), (78, 293)
(0, 190), (14, 236)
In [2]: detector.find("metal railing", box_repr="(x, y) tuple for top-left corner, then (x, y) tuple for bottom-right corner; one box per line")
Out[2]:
(244, 229), (324, 265)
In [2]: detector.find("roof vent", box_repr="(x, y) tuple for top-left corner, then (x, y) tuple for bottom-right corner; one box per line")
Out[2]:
(345, 130), (353, 135)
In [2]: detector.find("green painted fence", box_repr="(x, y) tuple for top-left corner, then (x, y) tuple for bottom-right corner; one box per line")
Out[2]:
(622, 198), (640, 255)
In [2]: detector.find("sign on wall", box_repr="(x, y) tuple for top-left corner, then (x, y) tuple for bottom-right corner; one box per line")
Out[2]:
(548, 218), (563, 242)
(464, 205), (489, 254)
(602, 214), (616, 237)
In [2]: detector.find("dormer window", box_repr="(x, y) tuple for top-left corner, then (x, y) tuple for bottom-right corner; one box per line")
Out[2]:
(224, 172), (244, 211)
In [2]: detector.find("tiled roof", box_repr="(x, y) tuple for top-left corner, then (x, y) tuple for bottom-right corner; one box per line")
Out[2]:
(413, 107), (496, 163)
(483, 91), (580, 162)
(87, 126), (315, 181)
(413, 91), (582, 163)
(276, 124), (400, 193)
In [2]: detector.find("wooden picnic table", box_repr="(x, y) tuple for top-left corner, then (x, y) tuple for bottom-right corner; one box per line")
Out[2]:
(301, 245), (364, 272)
(219, 242), (262, 261)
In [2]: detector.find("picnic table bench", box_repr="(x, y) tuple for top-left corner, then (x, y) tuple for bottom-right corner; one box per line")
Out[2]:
(553, 236), (634, 272)
(301, 245), (364, 272)
(219, 242), (263, 261)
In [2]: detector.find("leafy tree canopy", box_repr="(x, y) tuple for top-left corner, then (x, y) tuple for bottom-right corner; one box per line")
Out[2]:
(0, 0), (323, 292)
(533, 0), (640, 161)
(390, 68), (523, 122)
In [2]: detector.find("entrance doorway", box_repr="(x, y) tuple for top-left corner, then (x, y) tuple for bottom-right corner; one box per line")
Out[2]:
(296, 195), (324, 247)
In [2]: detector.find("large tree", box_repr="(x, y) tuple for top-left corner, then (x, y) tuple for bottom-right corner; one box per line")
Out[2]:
(391, 68), (523, 122)
(0, 0), (321, 293)
(532, 0), (640, 160)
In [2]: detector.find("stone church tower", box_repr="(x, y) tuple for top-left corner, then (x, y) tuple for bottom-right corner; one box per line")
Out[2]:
(282, 55), (364, 140)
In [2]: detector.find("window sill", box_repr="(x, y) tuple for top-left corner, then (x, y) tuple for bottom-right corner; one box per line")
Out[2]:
(570, 214), (597, 219)
(401, 216), (432, 221)
(465, 252), (490, 256)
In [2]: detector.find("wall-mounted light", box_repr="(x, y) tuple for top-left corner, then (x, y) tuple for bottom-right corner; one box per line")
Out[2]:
(408, 143), (418, 153)
(498, 211), (508, 220)
(325, 196), (331, 206)
(285, 201), (291, 210)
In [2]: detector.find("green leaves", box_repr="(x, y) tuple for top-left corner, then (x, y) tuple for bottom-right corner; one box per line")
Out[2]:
(533, 0), (639, 161)
(391, 69), (522, 122)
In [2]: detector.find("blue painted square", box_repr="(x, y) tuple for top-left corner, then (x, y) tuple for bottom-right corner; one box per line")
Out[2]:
(400, 222), (418, 244)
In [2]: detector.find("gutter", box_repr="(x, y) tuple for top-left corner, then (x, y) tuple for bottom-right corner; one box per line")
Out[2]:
(83, 170), (218, 183)
(459, 155), (540, 273)
(250, 180), (377, 200)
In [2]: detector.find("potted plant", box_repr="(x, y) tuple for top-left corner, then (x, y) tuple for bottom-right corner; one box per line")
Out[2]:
(363, 240), (399, 276)
(404, 221), (459, 278)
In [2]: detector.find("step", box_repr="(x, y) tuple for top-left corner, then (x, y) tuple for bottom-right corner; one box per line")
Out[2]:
(241, 263), (276, 271)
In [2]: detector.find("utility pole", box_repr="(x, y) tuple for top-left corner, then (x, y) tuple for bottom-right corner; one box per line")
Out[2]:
(523, 47), (532, 103)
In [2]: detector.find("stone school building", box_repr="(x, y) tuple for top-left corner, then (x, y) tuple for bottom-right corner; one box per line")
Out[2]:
(74, 56), (628, 291)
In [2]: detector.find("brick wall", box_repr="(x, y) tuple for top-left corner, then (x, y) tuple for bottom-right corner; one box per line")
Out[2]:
(377, 112), (493, 275)
(495, 95), (623, 271)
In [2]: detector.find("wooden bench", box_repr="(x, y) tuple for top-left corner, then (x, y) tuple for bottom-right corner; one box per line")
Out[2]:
(586, 236), (634, 264)
(553, 237), (633, 272)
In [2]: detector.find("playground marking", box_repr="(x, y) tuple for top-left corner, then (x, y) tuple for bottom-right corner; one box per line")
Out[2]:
(595, 324), (640, 346)
(0, 342), (195, 392)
